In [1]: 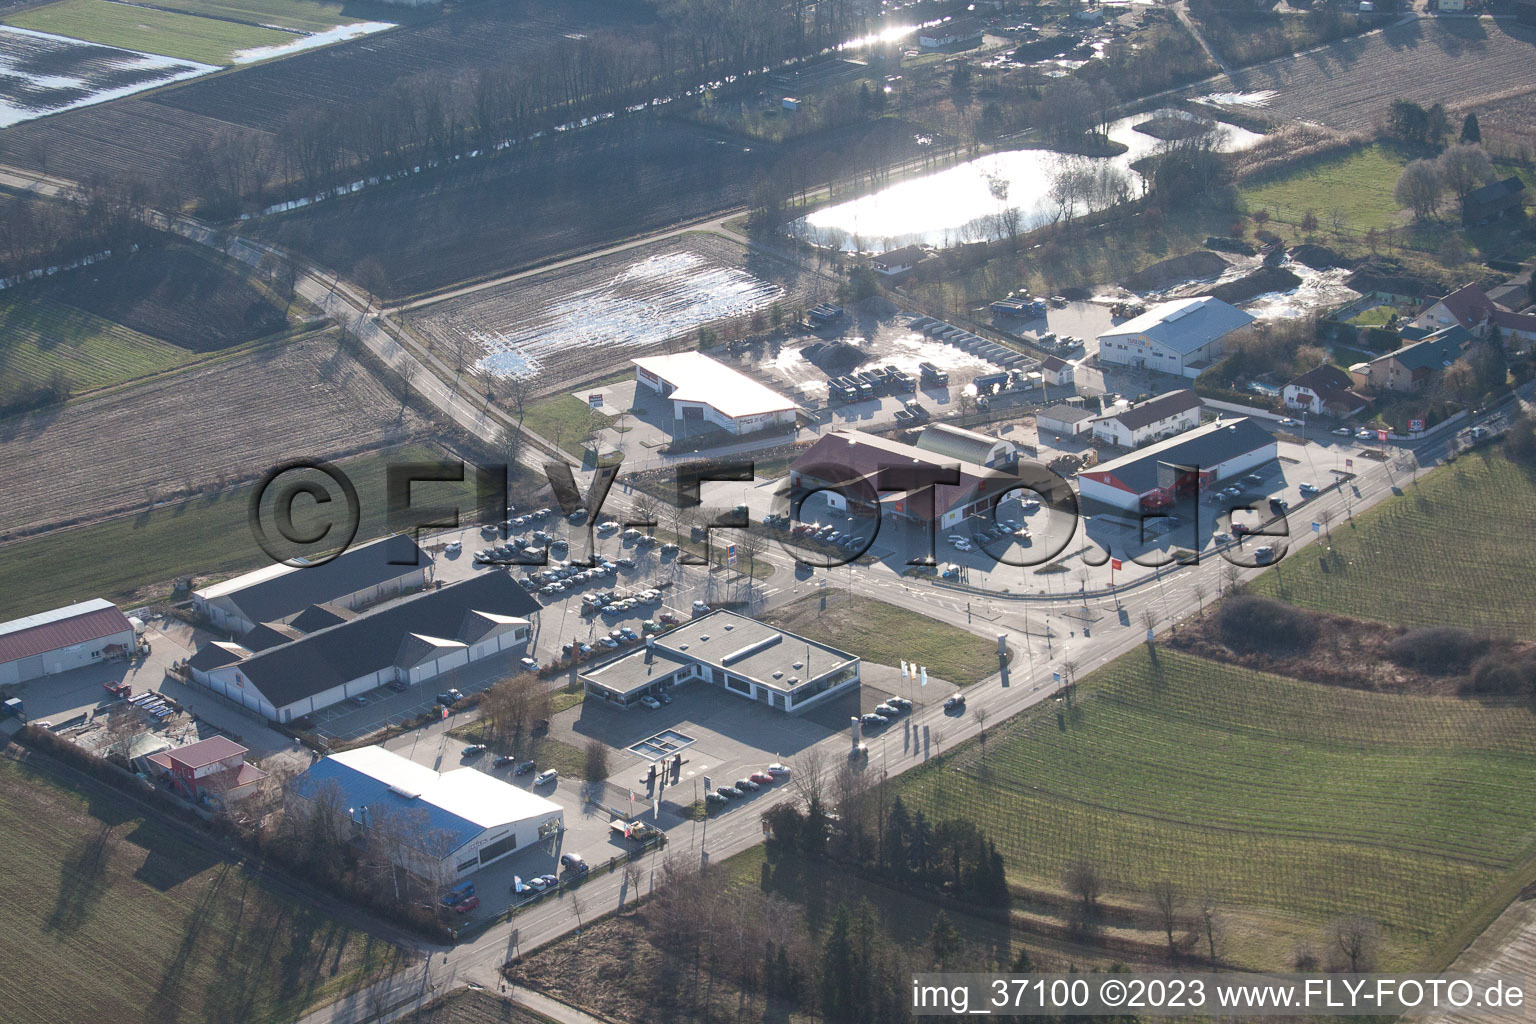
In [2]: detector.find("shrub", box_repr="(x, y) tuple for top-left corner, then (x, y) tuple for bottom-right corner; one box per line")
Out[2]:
(1506, 413), (1536, 466)
(1466, 653), (1536, 696)
(1214, 595), (1318, 655)
(1384, 627), (1483, 675)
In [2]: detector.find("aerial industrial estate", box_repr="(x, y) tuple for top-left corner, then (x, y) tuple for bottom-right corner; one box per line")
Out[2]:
(0, 0), (1534, 1021)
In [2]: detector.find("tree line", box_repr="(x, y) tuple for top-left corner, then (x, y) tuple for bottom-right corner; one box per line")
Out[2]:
(174, 0), (870, 216)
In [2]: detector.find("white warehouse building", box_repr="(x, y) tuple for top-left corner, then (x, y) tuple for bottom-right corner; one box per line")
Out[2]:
(1096, 297), (1254, 378)
(0, 598), (138, 686)
(289, 746), (563, 880)
(633, 352), (799, 436)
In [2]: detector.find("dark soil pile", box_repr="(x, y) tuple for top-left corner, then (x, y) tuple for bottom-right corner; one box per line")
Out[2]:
(1287, 243), (1347, 270)
(1122, 250), (1229, 293)
(1208, 265), (1303, 304)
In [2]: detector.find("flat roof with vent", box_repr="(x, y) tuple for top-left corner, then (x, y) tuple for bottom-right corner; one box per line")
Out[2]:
(581, 609), (858, 698)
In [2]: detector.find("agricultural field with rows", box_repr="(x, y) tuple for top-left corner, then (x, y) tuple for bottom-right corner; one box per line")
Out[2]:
(899, 647), (1536, 970)
(0, 299), (193, 395)
(1253, 451), (1536, 636)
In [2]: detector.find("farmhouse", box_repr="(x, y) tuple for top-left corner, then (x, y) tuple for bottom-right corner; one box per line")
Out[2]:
(1410, 282), (1536, 348)
(1096, 297), (1254, 377)
(913, 423), (1015, 466)
(145, 735), (267, 805)
(191, 572), (537, 723)
(1350, 326), (1472, 393)
(1461, 177), (1525, 226)
(290, 746), (563, 880)
(0, 599), (137, 686)
(632, 352), (798, 436)
(1037, 404), (1095, 437)
(194, 534), (430, 636)
(582, 610), (860, 713)
(870, 245), (930, 277)
(1077, 417), (1276, 512)
(1089, 389), (1202, 448)
(1284, 365), (1370, 417)
(790, 429), (1041, 529)
(1038, 355), (1075, 387)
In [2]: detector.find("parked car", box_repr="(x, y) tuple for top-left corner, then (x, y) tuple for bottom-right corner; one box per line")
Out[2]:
(560, 852), (586, 871)
(1269, 497), (1289, 513)
(515, 760), (536, 775)
(640, 695), (662, 709)
(599, 636), (620, 649)
(692, 600), (711, 614)
(453, 895), (480, 914)
(351, 694), (368, 706)
(534, 769), (559, 786)
(718, 785), (744, 798)
(1278, 417), (1299, 426)
(888, 696), (912, 711)
(462, 744), (487, 757)
(1333, 426), (1352, 436)
(444, 541), (462, 555)
(657, 690), (672, 704)
(767, 763), (792, 776)
(705, 792), (727, 806)
(1254, 545), (1276, 564)
(520, 657), (540, 671)
(525, 875), (555, 892)
(494, 754), (517, 767)
(736, 778), (759, 792)
(1298, 482), (1318, 495)
(875, 702), (900, 716)
(441, 881), (475, 906)
(598, 520), (620, 533)
(749, 771), (775, 785)
(944, 694), (966, 711)
(860, 712), (890, 728)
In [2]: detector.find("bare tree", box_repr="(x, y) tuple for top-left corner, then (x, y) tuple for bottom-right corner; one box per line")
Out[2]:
(623, 856), (645, 914)
(1329, 915), (1380, 972)
(1199, 892), (1221, 964)
(583, 737), (610, 783)
(1065, 860), (1103, 915)
(1150, 881), (1182, 956)
(104, 701), (150, 761)
(974, 705), (990, 759)
(790, 746), (829, 808)
(1318, 509), (1334, 539)
(1437, 143), (1493, 202)
(1192, 582), (1207, 615)
(1140, 607), (1158, 642)
(1394, 159), (1443, 222)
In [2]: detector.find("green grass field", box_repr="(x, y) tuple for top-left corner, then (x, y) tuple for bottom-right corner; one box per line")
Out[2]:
(0, 443), (457, 619)
(145, 0), (351, 33)
(0, 298), (194, 394)
(1347, 304), (1399, 327)
(899, 646), (1536, 969)
(1241, 144), (1412, 233)
(0, 754), (401, 1024)
(764, 593), (1002, 684)
(1253, 451), (1536, 637)
(4, 0), (297, 63)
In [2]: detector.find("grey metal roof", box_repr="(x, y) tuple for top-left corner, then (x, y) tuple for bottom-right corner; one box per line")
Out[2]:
(231, 572), (539, 710)
(1099, 297), (1254, 356)
(1081, 417), (1275, 494)
(913, 423), (1006, 464)
(1092, 389), (1201, 432)
(1038, 404), (1095, 424)
(208, 535), (428, 625)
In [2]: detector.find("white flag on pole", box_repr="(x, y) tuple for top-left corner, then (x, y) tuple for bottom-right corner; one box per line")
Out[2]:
(920, 666), (928, 687)
(901, 660), (909, 679)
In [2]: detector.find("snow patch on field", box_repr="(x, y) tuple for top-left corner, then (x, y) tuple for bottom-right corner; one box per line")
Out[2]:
(472, 251), (783, 379)
(231, 21), (394, 64)
(0, 26), (214, 127)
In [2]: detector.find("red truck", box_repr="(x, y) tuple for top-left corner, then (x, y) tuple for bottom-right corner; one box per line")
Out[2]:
(103, 682), (131, 700)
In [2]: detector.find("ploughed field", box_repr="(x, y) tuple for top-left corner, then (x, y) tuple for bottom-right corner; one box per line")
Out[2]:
(899, 645), (1536, 971)
(0, 0), (655, 180)
(411, 233), (818, 385)
(1219, 17), (1536, 133)
(0, 332), (426, 539)
(0, 24), (209, 128)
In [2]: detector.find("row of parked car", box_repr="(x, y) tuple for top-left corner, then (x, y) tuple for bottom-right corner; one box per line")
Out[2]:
(478, 506), (554, 538)
(763, 513), (866, 554)
(859, 695), (913, 731)
(705, 763), (791, 807)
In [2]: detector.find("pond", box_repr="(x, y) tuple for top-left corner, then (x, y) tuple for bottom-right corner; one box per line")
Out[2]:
(792, 111), (1265, 252)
